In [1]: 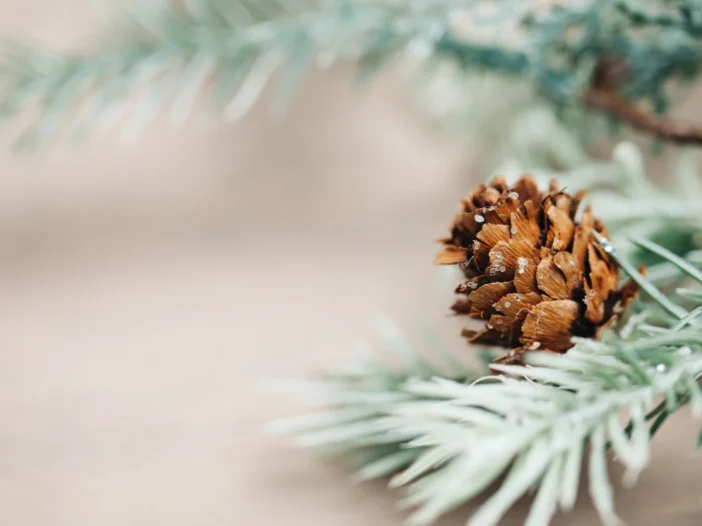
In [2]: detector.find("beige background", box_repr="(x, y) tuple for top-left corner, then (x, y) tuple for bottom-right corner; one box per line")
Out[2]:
(1, 2), (701, 525)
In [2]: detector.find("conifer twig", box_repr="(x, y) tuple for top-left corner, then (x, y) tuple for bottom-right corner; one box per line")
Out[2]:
(584, 89), (702, 146)
(2, 1), (702, 147)
(273, 231), (702, 526)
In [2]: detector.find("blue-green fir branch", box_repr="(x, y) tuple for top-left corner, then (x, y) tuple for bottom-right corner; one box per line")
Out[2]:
(267, 320), (485, 470)
(3, 0), (702, 146)
(272, 231), (702, 525)
(392, 344), (702, 526)
(0, 0), (513, 146)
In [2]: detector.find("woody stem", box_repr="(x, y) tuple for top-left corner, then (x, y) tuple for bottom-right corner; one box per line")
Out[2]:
(584, 89), (702, 146)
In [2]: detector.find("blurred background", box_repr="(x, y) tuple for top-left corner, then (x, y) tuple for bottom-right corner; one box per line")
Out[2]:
(0, 2), (701, 526)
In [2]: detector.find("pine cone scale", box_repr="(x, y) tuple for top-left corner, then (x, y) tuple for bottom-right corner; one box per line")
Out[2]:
(468, 281), (515, 318)
(509, 202), (541, 244)
(521, 299), (580, 352)
(546, 206), (574, 250)
(537, 256), (572, 300)
(434, 245), (468, 265)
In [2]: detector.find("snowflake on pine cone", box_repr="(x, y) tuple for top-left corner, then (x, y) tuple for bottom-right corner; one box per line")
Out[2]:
(435, 175), (639, 363)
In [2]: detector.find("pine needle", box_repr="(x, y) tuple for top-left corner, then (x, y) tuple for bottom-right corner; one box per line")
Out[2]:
(593, 231), (688, 320)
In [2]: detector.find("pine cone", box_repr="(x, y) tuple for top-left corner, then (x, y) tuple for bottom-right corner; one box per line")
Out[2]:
(435, 175), (639, 363)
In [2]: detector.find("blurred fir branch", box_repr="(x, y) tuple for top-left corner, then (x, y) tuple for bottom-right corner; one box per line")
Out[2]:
(267, 319), (486, 478)
(3, 0), (702, 146)
(0, 0), (509, 147)
(271, 230), (702, 526)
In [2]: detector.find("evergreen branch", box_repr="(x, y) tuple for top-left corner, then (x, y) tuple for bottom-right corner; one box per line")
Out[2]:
(392, 344), (702, 526)
(267, 320), (485, 473)
(0, 0), (516, 147)
(273, 232), (702, 525)
(3, 1), (702, 146)
(273, 327), (702, 525)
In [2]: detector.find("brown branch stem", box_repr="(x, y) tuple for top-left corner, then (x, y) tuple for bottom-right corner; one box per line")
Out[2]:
(584, 88), (702, 146)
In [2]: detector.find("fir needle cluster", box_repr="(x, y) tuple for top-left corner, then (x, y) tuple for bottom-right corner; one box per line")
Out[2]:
(271, 232), (702, 525)
(2, 1), (702, 147)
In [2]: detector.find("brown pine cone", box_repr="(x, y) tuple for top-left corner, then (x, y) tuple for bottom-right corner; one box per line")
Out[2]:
(435, 175), (639, 363)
